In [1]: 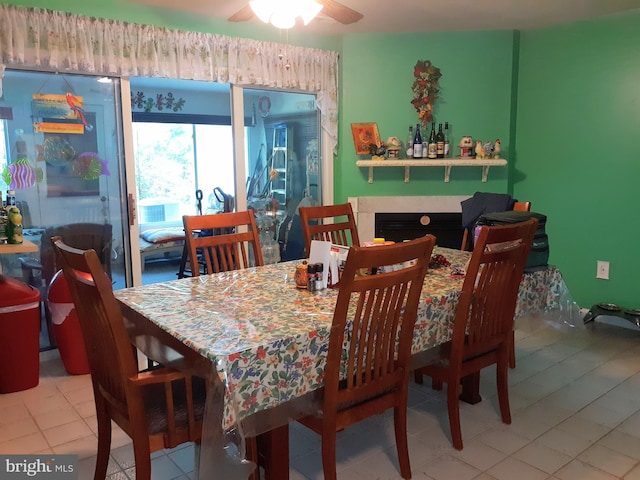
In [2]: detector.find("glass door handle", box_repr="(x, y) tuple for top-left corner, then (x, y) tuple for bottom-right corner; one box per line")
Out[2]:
(128, 193), (136, 226)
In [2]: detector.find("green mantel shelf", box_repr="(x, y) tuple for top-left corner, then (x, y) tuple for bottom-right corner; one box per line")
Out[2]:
(355, 158), (507, 183)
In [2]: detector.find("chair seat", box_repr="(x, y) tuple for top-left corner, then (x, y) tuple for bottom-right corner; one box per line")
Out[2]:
(304, 376), (402, 417)
(419, 340), (503, 371)
(143, 376), (207, 435)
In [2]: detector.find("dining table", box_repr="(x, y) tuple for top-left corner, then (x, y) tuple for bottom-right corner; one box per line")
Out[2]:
(115, 246), (570, 479)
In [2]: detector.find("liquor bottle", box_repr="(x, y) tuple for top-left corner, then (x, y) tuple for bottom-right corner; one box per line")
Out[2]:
(444, 122), (450, 158)
(427, 123), (437, 159)
(405, 125), (414, 158)
(413, 123), (423, 158)
(6, 190), (16, 206)
(436, 123), (445, 158)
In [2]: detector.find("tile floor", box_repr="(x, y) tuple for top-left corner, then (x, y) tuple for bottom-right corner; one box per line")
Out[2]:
(2, 313), (640, 480)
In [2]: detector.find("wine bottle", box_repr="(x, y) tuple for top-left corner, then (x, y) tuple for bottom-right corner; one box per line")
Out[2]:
(427, 123), (437, 159)
(444, 122), (450, 158)
(436, 123), (445, 158)
(405, 125), (414, 158)
(413, 123), (423, 158)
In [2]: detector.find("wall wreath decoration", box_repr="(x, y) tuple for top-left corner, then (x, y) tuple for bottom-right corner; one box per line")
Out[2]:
(411, 60), (442, 126)
(258, 96), (271, 117)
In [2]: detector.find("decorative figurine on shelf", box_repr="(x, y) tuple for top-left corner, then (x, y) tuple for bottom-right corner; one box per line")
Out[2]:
(483, 141), (494, 159)
(493, 139), (501, 158)
(475, 140), (486, 159)
(5, 205), (23, 244)
(386, 137), (401, 159)
(369, 141), (387, 160)
(458, 136), (474, 158)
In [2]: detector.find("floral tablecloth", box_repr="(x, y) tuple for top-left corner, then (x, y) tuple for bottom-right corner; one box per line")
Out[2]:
(115, 247), (569, 430)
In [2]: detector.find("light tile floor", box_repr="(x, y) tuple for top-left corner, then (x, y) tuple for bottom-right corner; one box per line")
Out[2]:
(2, 314), (640, 480)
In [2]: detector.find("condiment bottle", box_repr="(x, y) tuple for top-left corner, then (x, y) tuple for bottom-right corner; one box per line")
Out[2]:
(315, 263), (324, 290)
(307, 263), (317, 292)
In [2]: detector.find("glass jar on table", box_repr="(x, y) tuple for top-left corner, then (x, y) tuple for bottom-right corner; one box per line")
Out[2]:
(253, 201), (281, 265)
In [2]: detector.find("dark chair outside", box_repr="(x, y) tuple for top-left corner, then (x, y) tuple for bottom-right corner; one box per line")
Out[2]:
(20, 222), (112, 348)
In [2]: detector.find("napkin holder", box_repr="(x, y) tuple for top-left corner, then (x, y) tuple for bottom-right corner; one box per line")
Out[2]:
(309, 240), (350, 288)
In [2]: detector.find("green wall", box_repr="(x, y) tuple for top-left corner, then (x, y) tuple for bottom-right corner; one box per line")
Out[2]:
(337, 30), (514, 200)
(515, 13), (640, 308)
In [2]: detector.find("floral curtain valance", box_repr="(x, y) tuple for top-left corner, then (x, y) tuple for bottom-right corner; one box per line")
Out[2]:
(0, 4), (339, 151)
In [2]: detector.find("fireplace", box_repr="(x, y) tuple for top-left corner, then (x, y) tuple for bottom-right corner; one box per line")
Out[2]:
(349, 195), (470, 247)
(375, 212), (464, 249)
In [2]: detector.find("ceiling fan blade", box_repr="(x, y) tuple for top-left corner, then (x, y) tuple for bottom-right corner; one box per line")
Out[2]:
(319, 0), (363, 25)
(228, 4), (255, 22)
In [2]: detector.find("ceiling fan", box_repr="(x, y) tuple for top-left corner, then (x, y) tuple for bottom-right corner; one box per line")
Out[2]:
(228, 0), (363, 25)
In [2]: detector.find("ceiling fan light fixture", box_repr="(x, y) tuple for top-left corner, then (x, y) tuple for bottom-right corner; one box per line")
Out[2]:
(270, 11), (296, 29)
(299, 0), (323, 25)
(249, 0), (323, 29)
(249, 0), (273, 24)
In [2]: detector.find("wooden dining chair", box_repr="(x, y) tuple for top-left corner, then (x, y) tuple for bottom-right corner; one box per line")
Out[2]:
(182, 210), (263, 276)
(414, 219), (537, 450)
(513, 201), (532, 212)
(460, 200), (532, 251)
(507, 202), (531, 368)
(297, 235), (435, 480)
(460, 199), (532, 367)
(298, 202), (360, 256)
(50, 237), (206, 480)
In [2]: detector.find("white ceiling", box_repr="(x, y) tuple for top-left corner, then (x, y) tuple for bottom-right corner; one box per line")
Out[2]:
(128, 0), (640, 35)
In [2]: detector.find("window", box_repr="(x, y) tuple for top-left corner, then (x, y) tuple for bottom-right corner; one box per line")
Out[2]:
(132, 122), (235, 225)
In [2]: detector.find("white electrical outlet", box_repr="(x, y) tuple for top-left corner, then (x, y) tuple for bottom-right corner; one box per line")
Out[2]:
(596, 261), (610, 280)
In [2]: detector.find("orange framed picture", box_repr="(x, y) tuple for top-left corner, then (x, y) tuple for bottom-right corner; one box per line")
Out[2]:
(351, 122), (380, 155)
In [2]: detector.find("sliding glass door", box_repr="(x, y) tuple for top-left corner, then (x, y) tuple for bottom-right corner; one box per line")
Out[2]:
(243, 88), (321, 262)
(130, 80), (322, 283)
(129, 78), (235, 284)
(0, 71), (323, 348)
(0, 70), (129, 349)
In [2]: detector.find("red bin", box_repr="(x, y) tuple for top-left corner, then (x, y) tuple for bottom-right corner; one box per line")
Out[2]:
(0, 276), (41, 393)
(47, 270), (90, 375)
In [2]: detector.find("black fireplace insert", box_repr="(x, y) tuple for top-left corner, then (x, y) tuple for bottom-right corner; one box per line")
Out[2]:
(375, 212), (464, 249)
